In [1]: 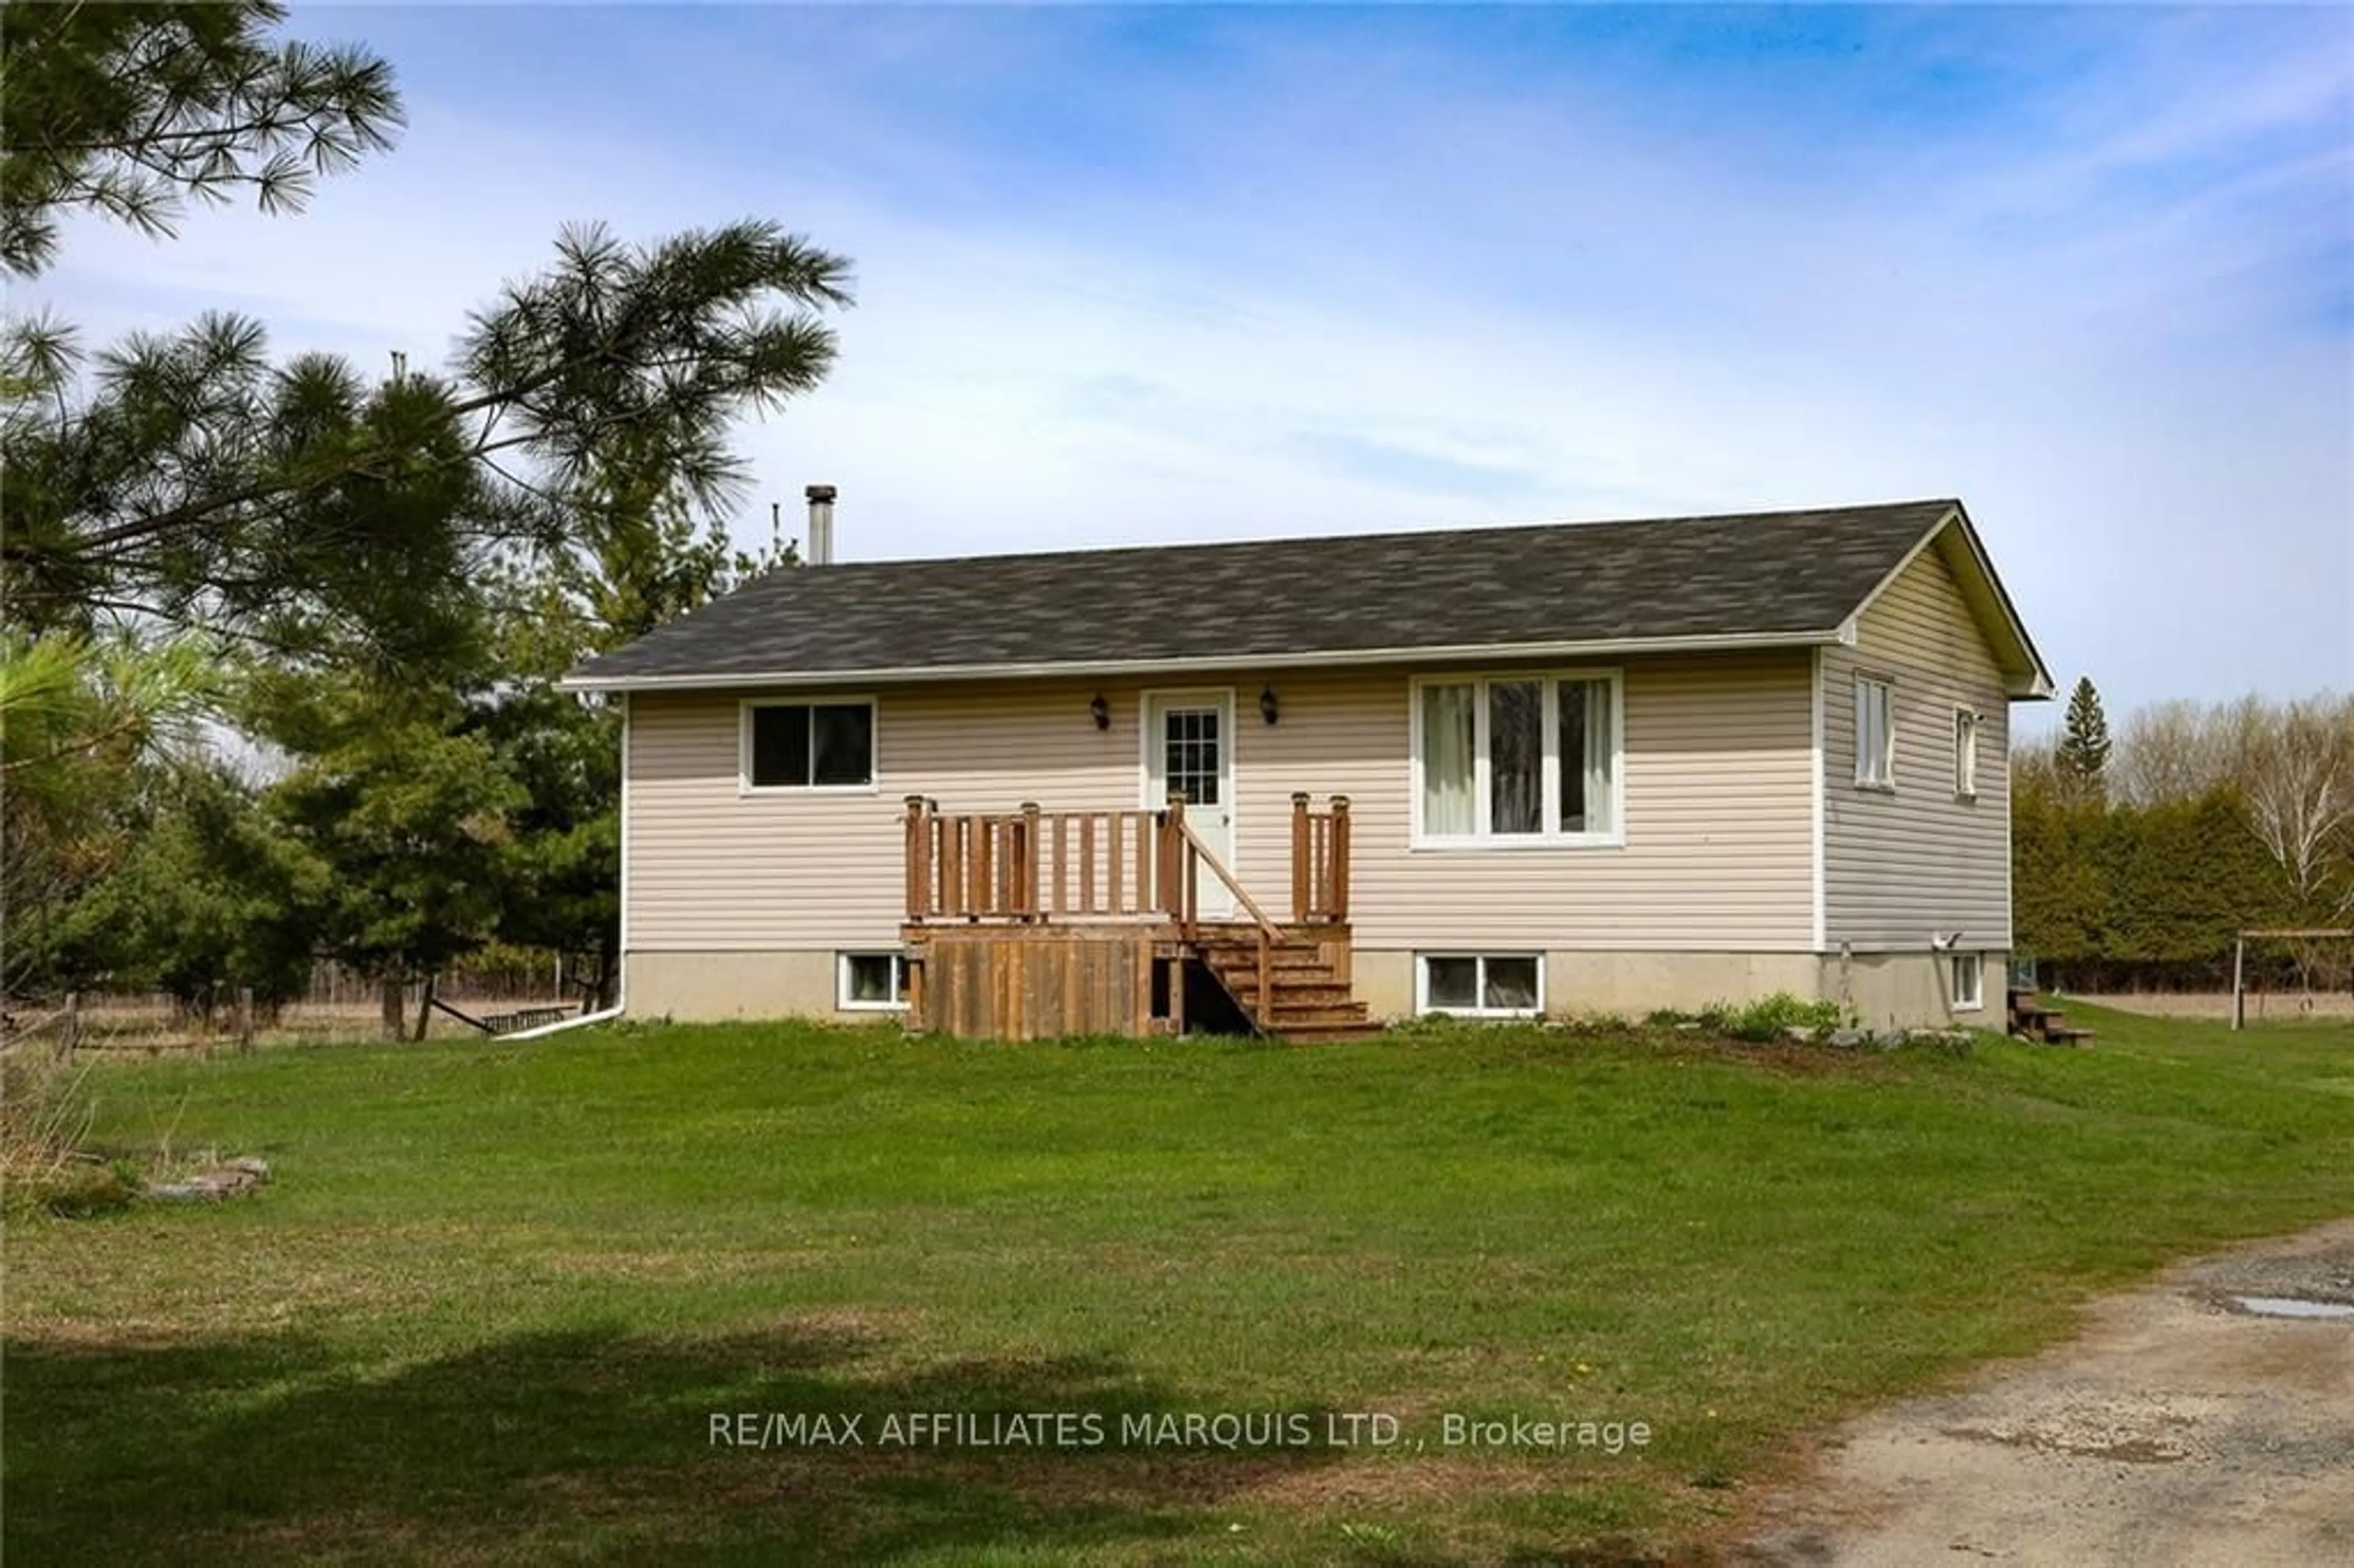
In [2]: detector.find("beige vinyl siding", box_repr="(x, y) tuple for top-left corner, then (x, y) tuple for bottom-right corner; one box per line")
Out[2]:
(1229, 653), (1815, 951)
(1822, 543), (2013, 950)
(626, 653), (1816, 956)
(628, 679), (1151, 951)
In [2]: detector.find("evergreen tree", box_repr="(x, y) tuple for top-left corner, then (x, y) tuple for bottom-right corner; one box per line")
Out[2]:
(0, 1), (402, 277)
(474, 440), (801, 1010)
(2059, 677), (2112, 794)
(53, 760), (327, 1013)
(3, 223), (851, 660)
(1, 5), (852, 1008)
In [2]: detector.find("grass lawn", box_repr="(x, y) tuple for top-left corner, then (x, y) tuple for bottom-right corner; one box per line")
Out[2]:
(6, 1007), (2351, 1564)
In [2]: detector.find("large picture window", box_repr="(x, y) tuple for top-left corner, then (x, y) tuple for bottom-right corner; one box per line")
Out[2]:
(744, 700), (875, 790)
(1414, 673), (1621, 844)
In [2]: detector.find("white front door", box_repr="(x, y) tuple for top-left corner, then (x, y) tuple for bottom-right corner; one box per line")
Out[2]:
(1144, 690), (1236, 916)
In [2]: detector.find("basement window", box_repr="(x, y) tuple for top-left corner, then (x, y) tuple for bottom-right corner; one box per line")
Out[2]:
(1950, 953), (1983, 1013)
(1418, 953), (1544, 1018)
(839, 952), (909, 1011)
(744, 699), (875, 791)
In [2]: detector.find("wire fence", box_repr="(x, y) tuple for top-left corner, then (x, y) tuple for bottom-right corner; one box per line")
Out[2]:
(1, 957), (600, 1060)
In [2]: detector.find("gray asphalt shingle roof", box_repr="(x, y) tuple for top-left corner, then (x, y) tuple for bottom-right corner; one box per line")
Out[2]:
(567, 499), (1963, 687)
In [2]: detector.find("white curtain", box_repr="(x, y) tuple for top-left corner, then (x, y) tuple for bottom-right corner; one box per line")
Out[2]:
(1420, 683), (1475, 835)
(1582, 679), (1616, 834)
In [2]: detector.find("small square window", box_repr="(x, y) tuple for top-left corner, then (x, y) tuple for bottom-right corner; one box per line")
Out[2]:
(1419, 954), (1543, 1018)
(1951, 953), (1983, 1013)
(839, 952), (908, 1010)
(747, 701), (875, 790)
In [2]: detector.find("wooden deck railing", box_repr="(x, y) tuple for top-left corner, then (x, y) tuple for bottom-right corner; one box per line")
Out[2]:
(1289, 793), (1350, 925)
(904, 797), (1168, 921)
(902, 792), (1352, 931)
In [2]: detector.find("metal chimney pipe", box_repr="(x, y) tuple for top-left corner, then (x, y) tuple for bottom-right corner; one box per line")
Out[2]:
(804, 484), (837, 566)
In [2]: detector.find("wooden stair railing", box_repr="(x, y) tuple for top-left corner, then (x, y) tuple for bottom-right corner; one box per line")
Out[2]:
(1188, 929), (1377, 1043)
(1165, 797), (1373, 1041)
(1164, 796), (1286, 1027)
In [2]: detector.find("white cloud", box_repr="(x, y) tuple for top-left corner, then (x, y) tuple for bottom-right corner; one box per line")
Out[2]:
(18, 6), (2348, 714)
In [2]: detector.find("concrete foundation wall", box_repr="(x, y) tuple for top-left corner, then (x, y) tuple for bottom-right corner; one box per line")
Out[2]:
(629, 945), (2005, 1030)
(1820, 949), (2003, 1030)
(627, 950), (847, 1022)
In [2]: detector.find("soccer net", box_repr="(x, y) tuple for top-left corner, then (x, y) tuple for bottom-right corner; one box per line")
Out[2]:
(2231, 929), (2354, 1029)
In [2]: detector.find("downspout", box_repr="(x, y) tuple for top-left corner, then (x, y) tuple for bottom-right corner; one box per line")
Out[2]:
(615, 690), (630, 1016)
(502, 1006), (622, 1042)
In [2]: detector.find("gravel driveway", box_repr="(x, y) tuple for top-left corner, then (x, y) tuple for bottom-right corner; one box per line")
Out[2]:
(1735, 1219), (2354, 1567)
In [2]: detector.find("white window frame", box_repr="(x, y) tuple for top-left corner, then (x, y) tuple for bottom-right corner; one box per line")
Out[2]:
(1416, 953), (1546, 1018)
(1408, 670), (1625, 849)
(739, 696), (879, 796)
(1853, 675), (1895, 791)
(1953, 706), (1981, 802)
(1950, 952), (1984, 1013)
(837, 951), (909, 1011)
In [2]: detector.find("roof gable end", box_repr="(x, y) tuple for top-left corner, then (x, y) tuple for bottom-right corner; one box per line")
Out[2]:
(1839, 503), (2054, 699)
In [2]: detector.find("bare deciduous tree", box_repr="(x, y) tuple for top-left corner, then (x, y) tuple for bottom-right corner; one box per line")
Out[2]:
(2224, 693), (2354, 918)
(2112, 699), (2232, 807)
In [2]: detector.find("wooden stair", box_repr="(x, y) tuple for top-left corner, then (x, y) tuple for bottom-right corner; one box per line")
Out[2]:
(2007, 988), (2095, 1047)
(1190, 924), (1380, 1043)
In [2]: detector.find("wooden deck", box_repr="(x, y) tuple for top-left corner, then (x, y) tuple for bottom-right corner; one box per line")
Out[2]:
(899, 793), (1374, 1042)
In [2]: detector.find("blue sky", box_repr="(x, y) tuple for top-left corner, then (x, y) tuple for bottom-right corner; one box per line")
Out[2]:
(29, 4), (2353, 723)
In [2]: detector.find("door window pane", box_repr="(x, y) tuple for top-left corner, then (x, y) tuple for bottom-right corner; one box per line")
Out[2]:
(1488, 680), (1542, 835)
(811, 703), (874, 786)
(1484, 956), (1539, 1011)
(1425, 956), (1479, 1010)
(1419, 683), (1475, 835)
(1162, 707), (1221, 805)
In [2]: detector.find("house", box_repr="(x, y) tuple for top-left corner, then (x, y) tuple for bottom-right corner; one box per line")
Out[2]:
(562, 494), (2052, 1037)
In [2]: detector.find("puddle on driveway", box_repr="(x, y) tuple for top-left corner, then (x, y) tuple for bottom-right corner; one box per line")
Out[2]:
(2232, 1295), (2354, 1320)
